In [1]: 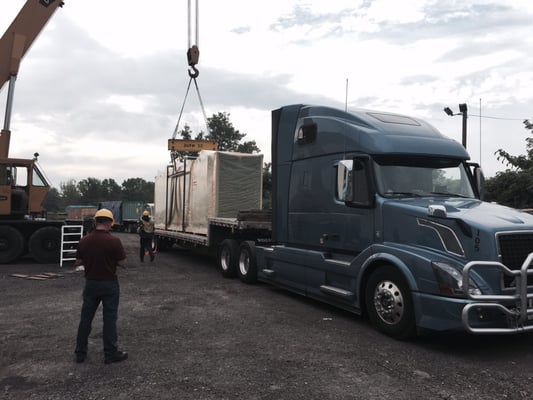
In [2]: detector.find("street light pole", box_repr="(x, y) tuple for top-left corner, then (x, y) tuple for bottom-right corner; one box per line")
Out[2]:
(443, 103), (468, 149)
(459, 103), (467, 148)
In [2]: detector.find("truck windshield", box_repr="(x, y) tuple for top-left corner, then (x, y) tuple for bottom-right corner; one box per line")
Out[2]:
(373, 156), (476, 199)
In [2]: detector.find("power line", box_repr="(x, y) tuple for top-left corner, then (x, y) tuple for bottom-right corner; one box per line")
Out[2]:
(469, 114), (531, 121)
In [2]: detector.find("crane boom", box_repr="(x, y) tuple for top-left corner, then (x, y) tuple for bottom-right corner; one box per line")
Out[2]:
(0, 0), (64, 91)
(0, 0), (63, 158)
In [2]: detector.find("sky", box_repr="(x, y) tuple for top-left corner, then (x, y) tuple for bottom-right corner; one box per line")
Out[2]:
(1, 0), (533, 189)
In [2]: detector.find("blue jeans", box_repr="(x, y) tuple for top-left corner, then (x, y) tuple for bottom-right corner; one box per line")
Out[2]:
(75, 280), (120, 356)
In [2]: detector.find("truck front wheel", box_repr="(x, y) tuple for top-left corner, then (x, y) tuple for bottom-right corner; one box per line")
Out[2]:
(218, 239), (238, 278)
(365, 265), (416, 339)
(238, 241), (257, 284)
(0, 226), (24, 264)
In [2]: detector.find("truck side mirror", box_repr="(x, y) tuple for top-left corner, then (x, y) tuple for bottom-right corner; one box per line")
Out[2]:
(336, 158), (374, 207)
(474, 166), (485, 200)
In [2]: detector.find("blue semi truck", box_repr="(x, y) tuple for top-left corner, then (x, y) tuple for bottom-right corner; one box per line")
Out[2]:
(155, 104), (533, 337)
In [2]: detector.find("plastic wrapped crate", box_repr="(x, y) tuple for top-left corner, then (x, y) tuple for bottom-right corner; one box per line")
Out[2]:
(155, 151), (263, 234)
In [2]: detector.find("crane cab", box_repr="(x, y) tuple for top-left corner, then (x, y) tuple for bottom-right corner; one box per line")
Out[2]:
(0, 157), (49, 219)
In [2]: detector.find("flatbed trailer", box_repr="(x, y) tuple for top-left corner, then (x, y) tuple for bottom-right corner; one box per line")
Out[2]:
(155, 211), (271, 278)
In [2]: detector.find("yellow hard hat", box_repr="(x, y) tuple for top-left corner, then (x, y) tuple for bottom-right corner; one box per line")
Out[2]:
(143, 210), (150, 216)
(94, 208), (115, 225)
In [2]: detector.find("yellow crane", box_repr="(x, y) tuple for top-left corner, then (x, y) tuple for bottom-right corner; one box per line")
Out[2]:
(0, 0), (64, 263)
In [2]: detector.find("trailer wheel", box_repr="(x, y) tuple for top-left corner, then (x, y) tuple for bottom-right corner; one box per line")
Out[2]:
(238, 241), (257, 284)
(29, 226), (61, 264)
(218, 239), (238, 278)
(0, 226), (25, 264)
(156, 236), (172, 252)
(365, 265), (416, 339)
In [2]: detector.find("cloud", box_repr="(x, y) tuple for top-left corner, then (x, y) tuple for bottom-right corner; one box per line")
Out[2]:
(2, 0), (533, 189)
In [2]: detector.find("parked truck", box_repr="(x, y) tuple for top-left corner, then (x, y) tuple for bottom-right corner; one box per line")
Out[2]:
(155, 104), (533, 337)
(98, 200), (150, 233)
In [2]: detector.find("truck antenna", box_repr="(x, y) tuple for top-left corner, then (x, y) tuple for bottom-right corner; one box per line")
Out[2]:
(345, 78), (348, 112)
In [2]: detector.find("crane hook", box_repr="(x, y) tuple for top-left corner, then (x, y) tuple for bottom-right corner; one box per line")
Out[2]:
(188, 65), (199, 78)
(187, 45), (199, 78)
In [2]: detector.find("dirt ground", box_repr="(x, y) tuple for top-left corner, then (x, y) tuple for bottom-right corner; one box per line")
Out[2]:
(2, 232), (533, 400)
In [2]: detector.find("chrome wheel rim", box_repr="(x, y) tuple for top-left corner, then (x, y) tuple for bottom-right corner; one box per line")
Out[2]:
(373, 280), (404, 325)
(239, 250), (249, 276)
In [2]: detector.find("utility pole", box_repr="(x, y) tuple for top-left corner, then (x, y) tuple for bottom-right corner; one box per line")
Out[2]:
(443, 103), (468, 149)
(459, 103), (468, 148)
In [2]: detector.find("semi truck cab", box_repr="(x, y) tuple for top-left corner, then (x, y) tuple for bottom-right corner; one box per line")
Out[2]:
(257, 104), (533, 337)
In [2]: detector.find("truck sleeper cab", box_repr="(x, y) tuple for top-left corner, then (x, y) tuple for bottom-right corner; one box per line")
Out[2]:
(254, 104), (533, 338)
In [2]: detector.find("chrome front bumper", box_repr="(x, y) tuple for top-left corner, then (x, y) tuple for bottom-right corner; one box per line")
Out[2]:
(462, 253), (533, 334)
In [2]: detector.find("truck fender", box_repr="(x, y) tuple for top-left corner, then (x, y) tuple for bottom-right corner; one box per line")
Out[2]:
(358, 251), (419, 293)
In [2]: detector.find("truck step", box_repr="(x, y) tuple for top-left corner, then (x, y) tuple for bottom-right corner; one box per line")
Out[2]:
(320, 285), (354, 299)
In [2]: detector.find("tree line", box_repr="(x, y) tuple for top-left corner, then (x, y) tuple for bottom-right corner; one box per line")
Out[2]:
(484, 120), (533, 209)
(43, 178), (155, 212)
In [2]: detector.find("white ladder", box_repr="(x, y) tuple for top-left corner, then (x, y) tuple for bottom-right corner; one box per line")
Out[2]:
(60, 225), (84, 267)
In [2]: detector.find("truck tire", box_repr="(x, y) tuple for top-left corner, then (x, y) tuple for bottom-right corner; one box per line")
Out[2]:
(238, 241), (257, 284)
(156, 236), (172, 252)
(29, 226), (61, 264)
(0, 226), (25, 264)
(365, 265), (416, 339)
(218, 239), (238, 278)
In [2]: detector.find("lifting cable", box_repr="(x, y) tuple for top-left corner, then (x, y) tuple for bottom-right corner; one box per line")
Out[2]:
(171, 0), (210, 141)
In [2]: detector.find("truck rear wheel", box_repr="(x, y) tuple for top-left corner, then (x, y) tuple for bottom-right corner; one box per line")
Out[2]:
(0, 226), (24, 264)
(365, 265), (416, 339)
(238, 241), (257, 284)
(218, 239), (238, 278)
(29, 226), (61, 264)
(156, 236), (171, 251)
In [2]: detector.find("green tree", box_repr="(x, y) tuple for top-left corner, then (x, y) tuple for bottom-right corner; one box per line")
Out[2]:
(101, 178), (122, 200)
(178, 124), (195, 140)
(484, 121), (533, 208)
(121, 178), (154, 202)
(60, 179), (82, 206)
(178, 112), (260, 153)
(484, 171), (533, 209)
(42, 187), (63, 212)
(206, 112), (259, 152)
(78, 177), (105, 205)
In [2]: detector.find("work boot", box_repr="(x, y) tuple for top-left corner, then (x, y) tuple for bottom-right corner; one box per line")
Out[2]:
(104, 350), (128, 364)
(75, 352), (86, 363)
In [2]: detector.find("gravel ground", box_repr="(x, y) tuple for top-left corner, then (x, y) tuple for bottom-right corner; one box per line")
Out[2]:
(2, 232), (533, 400)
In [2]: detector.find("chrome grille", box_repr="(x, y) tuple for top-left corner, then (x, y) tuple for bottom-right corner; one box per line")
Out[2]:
(497, 232), (533, 287)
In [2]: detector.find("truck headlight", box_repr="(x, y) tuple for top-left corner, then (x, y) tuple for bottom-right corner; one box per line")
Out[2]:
(432, 262), (481, 297)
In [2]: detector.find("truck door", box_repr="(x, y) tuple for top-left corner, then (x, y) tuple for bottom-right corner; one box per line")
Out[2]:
(286, 155), (375, 303)
(0, 163), (12, 215)
(29, 163), (49, 215)
(304, 157), (376, 305)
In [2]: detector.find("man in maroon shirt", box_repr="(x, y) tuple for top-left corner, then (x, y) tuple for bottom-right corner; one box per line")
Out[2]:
(74, 208), (128, 364)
